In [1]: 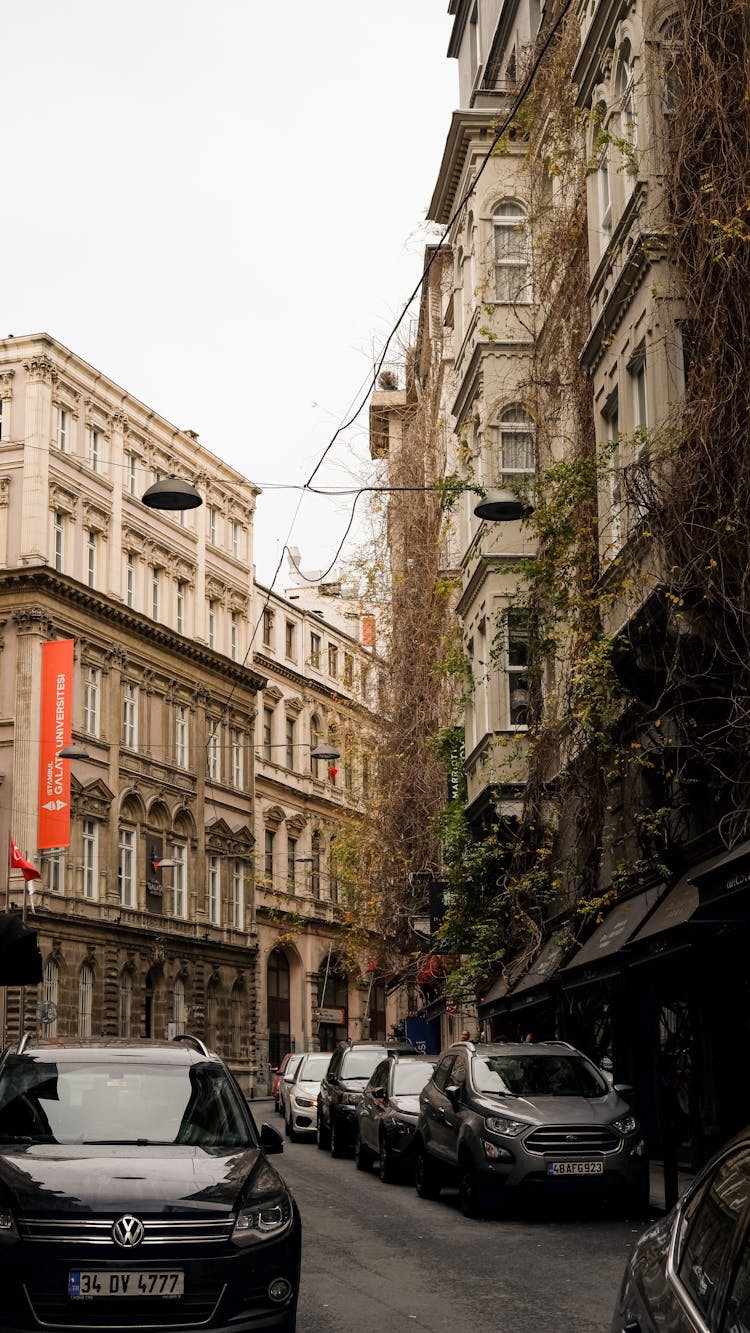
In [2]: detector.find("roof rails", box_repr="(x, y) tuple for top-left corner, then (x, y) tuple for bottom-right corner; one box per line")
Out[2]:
(170, 1033), (211, 1058)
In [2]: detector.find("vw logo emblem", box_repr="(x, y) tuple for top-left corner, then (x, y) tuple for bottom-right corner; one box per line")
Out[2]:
(112, 1215), (145, 1248)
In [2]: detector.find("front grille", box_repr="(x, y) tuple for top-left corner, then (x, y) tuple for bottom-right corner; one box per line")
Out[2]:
(524, 1124), (620, 1156)
(19, 1217), (233, 1246)
(24, 1280), (224, 1328)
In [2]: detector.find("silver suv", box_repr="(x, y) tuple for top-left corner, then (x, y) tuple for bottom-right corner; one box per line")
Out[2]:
(415, 1040), (647, 1217)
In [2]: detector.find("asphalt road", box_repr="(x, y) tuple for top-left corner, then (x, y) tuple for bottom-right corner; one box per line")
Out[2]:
(251, 1098), (645, 1333)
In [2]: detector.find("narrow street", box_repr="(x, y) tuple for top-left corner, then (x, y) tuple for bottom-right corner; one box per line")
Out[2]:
(258, 1102), (644, 1333)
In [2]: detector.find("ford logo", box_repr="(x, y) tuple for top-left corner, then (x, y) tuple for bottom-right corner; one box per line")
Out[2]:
(112, 1215), (145, 1248)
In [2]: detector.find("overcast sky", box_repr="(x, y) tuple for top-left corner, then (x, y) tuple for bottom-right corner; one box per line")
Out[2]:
(5, 2), (457, 587)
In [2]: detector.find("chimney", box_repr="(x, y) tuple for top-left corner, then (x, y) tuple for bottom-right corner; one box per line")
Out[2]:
(362, 614), (376, 650)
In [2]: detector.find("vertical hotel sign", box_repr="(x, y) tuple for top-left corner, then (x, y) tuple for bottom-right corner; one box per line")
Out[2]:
(38, 639), (74, 849)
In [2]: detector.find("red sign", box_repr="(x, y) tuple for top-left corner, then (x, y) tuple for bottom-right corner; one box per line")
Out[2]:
(37, 639), (74, 849)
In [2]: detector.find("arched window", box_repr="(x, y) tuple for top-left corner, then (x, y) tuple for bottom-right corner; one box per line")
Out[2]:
(173, 976), (186, 1037)
(43, 957), (59, 1037)
(594, 101), (612, 241)
(492, 201), (531, 304)
(494, 405), (536, 481)
(78, 962), (94, 1038)
(310, 713), (322, 777)
(230, 982), (243, 1058)
(119, 969), (133, 1037)
(616, 44), (637, 196)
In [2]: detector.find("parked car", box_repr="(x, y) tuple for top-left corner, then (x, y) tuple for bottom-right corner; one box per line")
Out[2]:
(612, 1126), (750, 1332)
(277, 1053), (305, 1125)
(317, 1039), (416, 1157)
(272, 1053), (293, 1112)
(0, 1034), (301, 1332)
(415, 1039), (647, 1218)
(355, 1052), (437, 1182)
(283, 1052), (332, 1141)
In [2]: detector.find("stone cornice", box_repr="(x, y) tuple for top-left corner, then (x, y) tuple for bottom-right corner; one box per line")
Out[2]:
(428, 109), (510, 226)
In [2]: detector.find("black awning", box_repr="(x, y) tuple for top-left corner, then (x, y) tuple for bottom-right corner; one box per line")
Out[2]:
(0, 912), (43, 985)
(629, 876), (699, 945)
(689, 839), (750, 906)
(562, 885), (664, 977)
(479, 939), (569, 1017)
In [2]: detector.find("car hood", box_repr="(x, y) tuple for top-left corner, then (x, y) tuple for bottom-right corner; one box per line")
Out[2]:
(474, 1091), (630, 1125)
(0, 1143), (285, 1216)
(292, 1080), (321, 1095)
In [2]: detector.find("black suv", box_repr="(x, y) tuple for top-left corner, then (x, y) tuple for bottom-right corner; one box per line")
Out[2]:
(415, 1039), (647, 1217)
(0, 1035), (301, 1332)
(316, 1039), (415, 1157)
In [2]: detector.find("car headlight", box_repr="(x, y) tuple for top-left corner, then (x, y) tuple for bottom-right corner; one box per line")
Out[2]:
(485, 1116), (526, 1137)
(612, 1115), (638, 1135)
(294, 1096), (316, 1108)
(0, 1209), (19, 1245)
(232, 1194), (293, 1247)
(340, 1092), (361, 1106)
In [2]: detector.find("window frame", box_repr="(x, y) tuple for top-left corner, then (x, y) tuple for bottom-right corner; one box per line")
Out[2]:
(82, 820), (99, 901)
(492, 200), (532, 305)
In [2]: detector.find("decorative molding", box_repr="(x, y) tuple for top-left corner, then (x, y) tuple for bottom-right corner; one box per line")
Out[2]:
(0, 370), (15, 399)
(285, 695), (304, 716)
(0, 477), (10, 508)
(106, 645), (128, 670)
(82, 501), (110, 535)
(49, 483), (78, 516)
(24, 355), (57, 384)
(13, 606), (53, 636)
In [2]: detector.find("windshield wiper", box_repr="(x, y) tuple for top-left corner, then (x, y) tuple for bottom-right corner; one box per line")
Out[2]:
(79, 1138), (163, 1146)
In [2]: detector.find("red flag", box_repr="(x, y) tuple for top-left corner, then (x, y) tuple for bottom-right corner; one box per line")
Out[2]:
(10, 838), (40, 883)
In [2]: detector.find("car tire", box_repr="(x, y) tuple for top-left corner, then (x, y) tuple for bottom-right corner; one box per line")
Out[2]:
(414, 1143), (442, 1200)
(354, 1129), (373, 1171)
(316, 1113), (330, 1151)
(378, 1131), (398, 1184)
(330, 1112), (347, 1158)
(285, 1114), (298, 1144)
(458, 1154), (484, 1218)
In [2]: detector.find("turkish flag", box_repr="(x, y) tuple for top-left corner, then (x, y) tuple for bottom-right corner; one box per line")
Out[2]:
(10, 838), (41, 883)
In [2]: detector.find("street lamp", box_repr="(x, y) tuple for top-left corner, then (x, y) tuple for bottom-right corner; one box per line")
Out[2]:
(310, 743), (340, 761)
(57, 743), (91, 760)
(141, 476), (203, 511)
(473, 488), (534, 523)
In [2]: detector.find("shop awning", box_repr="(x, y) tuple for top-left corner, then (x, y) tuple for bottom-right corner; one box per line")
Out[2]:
(562, 884), (664, 978)
(479, 939), (568, 1017)
(629, 875), (699, 945)
(688, 839), (750, 906)
(513, 938), (568, 994)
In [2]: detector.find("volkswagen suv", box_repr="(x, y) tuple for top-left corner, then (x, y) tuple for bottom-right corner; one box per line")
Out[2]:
(0, 1034), (301, 1331)
(415, 1039), (647, 1217)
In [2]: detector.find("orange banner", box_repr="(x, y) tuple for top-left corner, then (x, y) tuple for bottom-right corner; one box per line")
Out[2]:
(38, 639), (74, 849)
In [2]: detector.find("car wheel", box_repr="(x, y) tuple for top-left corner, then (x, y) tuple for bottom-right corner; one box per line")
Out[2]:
(414, 1142), (442, 1200)
(316, 1113), (330, 1151)
(354, 1129), (373, 1171)
(285, 1114), (298, 1144)
(330, 1112), (347, 1158)
(458, 1154), (484, 1218)
(378, 1132), (398, 1184)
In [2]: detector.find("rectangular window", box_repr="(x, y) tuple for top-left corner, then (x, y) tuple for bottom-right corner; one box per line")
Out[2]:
(88, 428), (101, 472)
(287, 837), (297, 889)
(262, 607), (274, 648)
(631, 349), (648, 431)
(83, 666), (100, 737)
(264, 828), (275, 880)
(230, 611), (239, 661)
(505, 611), (530, 729)
(310, 632), (321, 668)
(285, 620), (295, 659)
(127, 452), (138, 496)
(125, 553), (136, 608)
(175, 703), (189, 769)
(362, 753), (370, 801)
(54, 511), (64, 572)
(208, 506), (219, 545)
(208, 599), (216, 649)
(598, 144), (612, 241)
(231, 861), (244, 929)
(207, 723), (220, 780)
(208, 854), (221, 925)
(232, 519), (241, 559)
(262, 707), (273, 761)
(82, 820), (98, 900)
(493, 205), (531, 303)
(122, 682), (138, 749)
(43, 850), (65, 894)
(231, 728), (243, 787)
(286, 716), (295, 770)
(87, 530), (97, 588)
(343, 653), (354, 688)
(55, 406), (68, 452)
(176, 581), (186, 634)
(0, 399), (3, 441)
(152, 566), (160, 620)
(170, 843), (187, 918)
(119, 828), (135, 908)
(328, 643), (339, 677)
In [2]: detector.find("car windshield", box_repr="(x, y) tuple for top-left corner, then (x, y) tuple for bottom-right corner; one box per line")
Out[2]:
(0, 1056), (254, 1149)
(340, 1049), (385, 1080)
(297, 1054), (330, 1080)
(393, 1062), (437, 1096)
(284, 1055), (304, 1081)
(472, 1053), (609, 1098)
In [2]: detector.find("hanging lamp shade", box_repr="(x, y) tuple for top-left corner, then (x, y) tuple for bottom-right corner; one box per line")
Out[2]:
(142, 476), (203, 511)
(311, 743), (341, 761)
(473, 488), (534, 523)
(57, 743), (91, 760)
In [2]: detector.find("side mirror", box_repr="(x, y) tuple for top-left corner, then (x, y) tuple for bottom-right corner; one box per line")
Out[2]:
(260, 1123), (284, 1155)
(613, 1082), (635, 1101)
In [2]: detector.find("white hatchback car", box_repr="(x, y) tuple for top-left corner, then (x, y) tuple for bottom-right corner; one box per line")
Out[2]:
(282, 1052), (332, 1141)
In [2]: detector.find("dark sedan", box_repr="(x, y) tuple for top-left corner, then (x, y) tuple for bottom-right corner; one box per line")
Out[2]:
(612, 1127), (750, 1332)
(355, 1053), (437, 1182)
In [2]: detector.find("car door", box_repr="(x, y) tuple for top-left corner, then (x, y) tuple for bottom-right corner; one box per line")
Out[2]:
(319, 1048), (341, 1130)
(360, 1059), (389, 1154)
(438, 1052), (468, 1166)
(420, 1054), (457, 1165)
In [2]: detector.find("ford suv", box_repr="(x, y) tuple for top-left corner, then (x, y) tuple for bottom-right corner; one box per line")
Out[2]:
(415, 1039), (647, 1217)
(0, 1034), (301, 1331)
